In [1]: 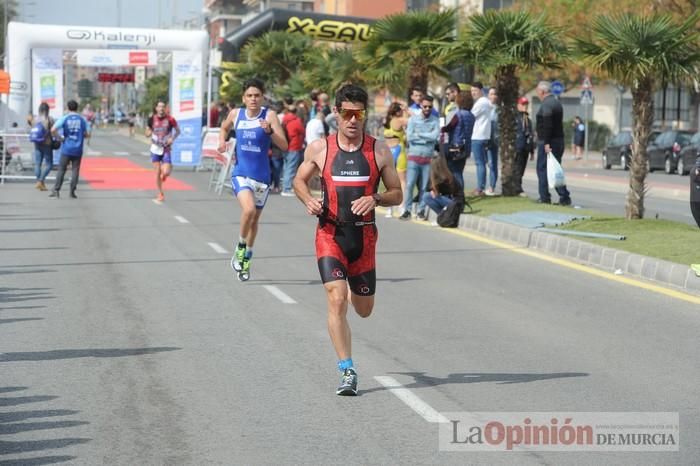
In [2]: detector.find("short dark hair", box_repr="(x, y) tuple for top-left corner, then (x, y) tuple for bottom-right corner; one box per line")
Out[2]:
(335, 84), (368, 109)
(67, 100), (78, 111)
(471, 81), (483, 90)
(421, 95), (434, 103)
(411, 86), (425, 94)
(446, 82), (460, 92)
(242, 78), (265, 94)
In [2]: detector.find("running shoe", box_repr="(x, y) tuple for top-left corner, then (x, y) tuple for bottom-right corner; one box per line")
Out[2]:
(156, 193), (165, 202)
(336, 368), (358, 396)
(238, 256), (251, 282)
(231, 244), (246, 272)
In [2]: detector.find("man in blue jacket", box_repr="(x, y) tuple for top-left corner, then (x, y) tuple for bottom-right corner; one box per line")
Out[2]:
(49, 100), (90, 199)
(401, 95), (440, 220)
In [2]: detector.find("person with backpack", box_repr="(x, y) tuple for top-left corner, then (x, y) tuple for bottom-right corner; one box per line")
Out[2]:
(49, 100), (90, 199)
(441, 90), (475, 190)
(30, 102), (54, 191)
(422, 155), (465, 227)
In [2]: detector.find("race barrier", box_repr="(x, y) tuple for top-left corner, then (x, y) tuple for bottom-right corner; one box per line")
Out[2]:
(200, 128), (235, 195)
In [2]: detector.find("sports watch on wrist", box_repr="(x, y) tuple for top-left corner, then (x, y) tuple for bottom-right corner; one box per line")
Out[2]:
(372, 193), (382, 206)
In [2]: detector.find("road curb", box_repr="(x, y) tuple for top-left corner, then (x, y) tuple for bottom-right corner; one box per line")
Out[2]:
(457, 213), (700, 295)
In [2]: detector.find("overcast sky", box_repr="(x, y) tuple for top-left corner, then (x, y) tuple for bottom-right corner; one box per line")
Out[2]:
(18, 0), (204, 29)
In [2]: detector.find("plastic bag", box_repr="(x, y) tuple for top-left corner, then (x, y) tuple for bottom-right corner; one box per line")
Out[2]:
(547, 152), (566, 189)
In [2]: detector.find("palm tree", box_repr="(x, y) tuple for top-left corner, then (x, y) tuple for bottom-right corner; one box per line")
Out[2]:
(448, 10), (568, 196)
(356, 9), (457, 95)
(577, 13), (700, 219)
(301, 46), (367, 96)
(218, 31), (313, 102)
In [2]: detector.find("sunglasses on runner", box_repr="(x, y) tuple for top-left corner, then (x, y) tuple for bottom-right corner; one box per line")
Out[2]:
(338, 108), (366, 121)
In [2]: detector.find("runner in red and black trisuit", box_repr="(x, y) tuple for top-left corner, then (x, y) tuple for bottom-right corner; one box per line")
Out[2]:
(294, 84), (402, 396)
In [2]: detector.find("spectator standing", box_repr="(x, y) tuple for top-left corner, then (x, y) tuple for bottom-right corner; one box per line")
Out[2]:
(514, 96), (535, 197)
(469, 82), (491, 196)
(306, 110), (326, 147)
(383, 102), (408, 218)
(31, 102), (54, 191)
(535, 81), (572, 205)
(49, 100), (90, 199)
(442, 90), (474, 190)
(281, 105), (305, 197)
(572, 116), (585, 159)
(485, 87), (499, 196)
(401, 95), (440, 220)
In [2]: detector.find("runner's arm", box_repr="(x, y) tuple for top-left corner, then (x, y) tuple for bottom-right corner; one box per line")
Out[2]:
(350, 140), (402, 216)
(266, 110), (288, 151)
(144, 116), (153, 138)
(169, 119), (181, 144)
(293, 139), (324, 216)
(218, 109), (237, 152)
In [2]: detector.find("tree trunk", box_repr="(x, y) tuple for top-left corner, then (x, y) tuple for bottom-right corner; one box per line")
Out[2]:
(496, 66), (519, 196)
(407, 60), (429, 95)
(627, 79), (654, 219)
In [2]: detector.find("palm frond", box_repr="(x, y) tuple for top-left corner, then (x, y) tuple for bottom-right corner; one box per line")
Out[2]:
(576, 12), (700, 88)
(451, 10), (569, 73)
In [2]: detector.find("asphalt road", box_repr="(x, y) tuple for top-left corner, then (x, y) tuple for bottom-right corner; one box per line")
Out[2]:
(1, 131), (698, 465)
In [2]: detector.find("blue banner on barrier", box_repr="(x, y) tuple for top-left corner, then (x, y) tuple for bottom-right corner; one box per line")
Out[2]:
(170, 117), (202, 166)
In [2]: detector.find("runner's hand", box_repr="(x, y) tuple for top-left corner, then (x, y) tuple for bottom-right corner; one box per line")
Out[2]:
(350, 196), (375, 216)
(259, 119), (272, 134)
(306, 197), (323, 216)
(217, 142), (227, 153)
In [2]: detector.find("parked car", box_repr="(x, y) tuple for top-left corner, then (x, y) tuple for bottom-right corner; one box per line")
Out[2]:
(646, 129), (694, 173)
(602, 130), (660, 170)
(676, 131), (700, 176)
(602, 130), (633, 170)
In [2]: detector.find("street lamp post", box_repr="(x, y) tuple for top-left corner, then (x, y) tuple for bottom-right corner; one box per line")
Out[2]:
(203, 7), (212, 129)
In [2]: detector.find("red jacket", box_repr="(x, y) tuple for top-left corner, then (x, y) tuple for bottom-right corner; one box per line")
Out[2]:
(282, 113), (305, 152)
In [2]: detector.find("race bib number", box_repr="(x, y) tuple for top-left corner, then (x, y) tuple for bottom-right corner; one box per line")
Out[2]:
(251, 180), (269, 194)
(150, 143), (164, 155)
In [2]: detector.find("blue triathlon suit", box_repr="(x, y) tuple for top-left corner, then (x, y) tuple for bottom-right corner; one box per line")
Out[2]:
(232, 107), (273, 209)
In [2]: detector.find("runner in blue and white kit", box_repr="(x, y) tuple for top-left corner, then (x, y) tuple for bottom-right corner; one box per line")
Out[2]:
(218, 78), (287, 281)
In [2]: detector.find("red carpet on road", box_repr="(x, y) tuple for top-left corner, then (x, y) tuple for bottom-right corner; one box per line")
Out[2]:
(80, 157), (194, 191)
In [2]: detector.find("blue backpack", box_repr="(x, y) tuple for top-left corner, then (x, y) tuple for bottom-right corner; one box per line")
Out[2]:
(29, 121), (48, 143)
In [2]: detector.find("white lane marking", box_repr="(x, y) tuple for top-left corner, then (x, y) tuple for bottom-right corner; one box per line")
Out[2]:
(174, 215), (190, 224)
(207, 242), (228, 254)
(152, 199), (162, 205)
(115, 151), (129, 156)
(141, 151), (150, 156)
(262, 285), (297, 304)
(374, 376), (449, 424)
(87, 150), (102, 156)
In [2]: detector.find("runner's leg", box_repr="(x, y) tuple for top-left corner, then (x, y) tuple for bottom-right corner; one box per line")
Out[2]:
(153, 161), (163, 196)
(161, 162), (171, 182)
(325, 279), (352, 360)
